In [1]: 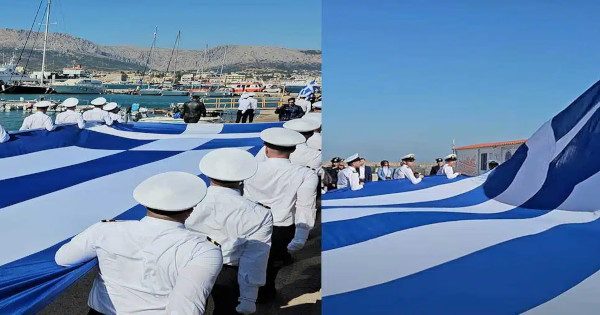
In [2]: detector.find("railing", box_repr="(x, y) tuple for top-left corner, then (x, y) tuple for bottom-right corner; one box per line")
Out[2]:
(200, 97), (282, 109)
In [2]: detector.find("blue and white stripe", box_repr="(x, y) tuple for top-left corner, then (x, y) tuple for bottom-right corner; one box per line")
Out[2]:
(322, 80), (600, 314)
(0, 121), (280, 314)
(298, 80), (316, 99)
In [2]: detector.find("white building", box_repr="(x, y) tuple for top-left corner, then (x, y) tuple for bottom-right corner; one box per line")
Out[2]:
(454, 139), (526, 176)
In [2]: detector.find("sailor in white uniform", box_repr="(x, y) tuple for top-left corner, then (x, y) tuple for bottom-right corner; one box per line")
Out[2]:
(243, 128), (318, 302)
(393, 153), (423, 184)
(103, 102), (124, 123)
(55, 172), (223, 315)
(296, 95), (311, 113)
(283, 118), (322, 170)
(442, 154), (461, 179)
(311, 100), (322, 112)
(237, 93), (251, 123)
(337, 153), (363, 190)
(0, 123), (9, 143)
(186, 148), (273, 315)
(19, 101), (54, 131)
(55, 97), (85, 129)
(245, 92), (258, 123)
(83, 97), (113, 125)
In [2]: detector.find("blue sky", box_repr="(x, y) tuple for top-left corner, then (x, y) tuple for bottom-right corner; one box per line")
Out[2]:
(2, 0), (321, 49)
(323, 0), (600, 162)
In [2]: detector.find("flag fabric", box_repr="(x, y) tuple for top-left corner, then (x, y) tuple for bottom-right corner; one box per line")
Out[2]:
(0, 121), (281, 314)
(322, 80), (600, 314)
(298, 80), (316, 99)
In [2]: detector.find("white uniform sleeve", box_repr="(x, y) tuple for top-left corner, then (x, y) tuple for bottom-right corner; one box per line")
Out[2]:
(166, 245), (223, 315)
(77, 114), (86, 129)
(44, 116), (55, 131)
(238, 210), (273, 303)
(0, 125), (8, 143)
(444, 165), (459, 179)
(104, 112), (114, 126)
(19, 118), (29, 131)
(349, 171), (363, 190)
(404, 167), (422, 184)
(293, 169), (319, 242)
(307, 152), (322, 170)
(55, 223), (102, 266)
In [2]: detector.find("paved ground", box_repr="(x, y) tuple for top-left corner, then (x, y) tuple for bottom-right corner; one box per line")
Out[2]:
(40, 213), (321, 315)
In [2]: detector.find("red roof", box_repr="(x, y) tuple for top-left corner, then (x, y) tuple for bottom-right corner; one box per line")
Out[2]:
(454, 139), (527, 150)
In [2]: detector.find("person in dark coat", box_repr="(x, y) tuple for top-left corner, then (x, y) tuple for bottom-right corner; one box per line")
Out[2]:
(275, 98), (304, 121)
(181, 95), (207, 123)
(430, 158), (444, 175)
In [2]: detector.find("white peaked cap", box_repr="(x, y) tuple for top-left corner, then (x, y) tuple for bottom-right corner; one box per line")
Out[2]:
(346, 153), (360, 163)
(34, 101), (51, 108)
(312, 101), (322, 109)
(103, 102), (118, 111)
(303, 112), (322, 124)
(91, 97), (107, 106)
(62, 98), (79, 108)
(248, 92), (256, 97)
(199, 148), (258, 181)
(307, 135), (321, 150)
(133, 171), (207, 211)
(260, 127), (305, 147)
(241, 93), (249, 99)
(445, 154), (457, 160)
(283, 118), (321, 132)
(401, 153), (416, 160)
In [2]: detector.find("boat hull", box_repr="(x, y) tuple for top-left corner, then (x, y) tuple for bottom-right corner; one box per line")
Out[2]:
(51, 85), (104, 94)
(139, 89), (162, 95)
(0, 84), (54, 94)
(161, 90), (189, 96)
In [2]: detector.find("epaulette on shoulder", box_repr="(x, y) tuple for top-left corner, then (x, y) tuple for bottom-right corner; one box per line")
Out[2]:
(255, 201), (271, 209)
(207, 236), (221, 248)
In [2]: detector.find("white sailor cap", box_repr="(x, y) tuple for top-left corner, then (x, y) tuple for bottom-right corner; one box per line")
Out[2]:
(401, 153), (416, 161)
(34, 101), (51, 108)
(248, 92), (256, 97)
(303, 112), (322, 124)
(62, 98), (78, 108)
(345, 153), (360, 164)
(103, 102), (118, 111)
(241, 93), (249, 99)
(91, 97), (107, 106)
(133, 171), (207, 211)
(283, 118), (321, 132)
(445, 154), (457, 161)
(199, 148), (257, 182)
(260, 127), (305, 147)
(312, 101), (322, 109)
(306, 135), (321, 150)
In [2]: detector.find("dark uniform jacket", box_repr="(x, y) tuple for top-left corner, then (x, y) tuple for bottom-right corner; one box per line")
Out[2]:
(181, 100), (207, 123)
(430, 165), (441, 176)
(275, 105), (304, 121)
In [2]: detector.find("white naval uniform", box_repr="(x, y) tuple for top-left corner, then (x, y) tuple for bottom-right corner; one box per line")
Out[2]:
(238, 98), (251, 113)
(0, 124), (8, 143)
(255, 146), (267, 162)
(290, 143), (322, 170)
(442, 164), (459, 179)
(337, 167), (363, 190)
(248, 97), (258, 110)
(83, 107), (113, 125)
(244, 158), (318, 239)
(186, 186), (273, 304)
(394, 164), (422, 184)
(55, 109), (85, 129)
(296, 98), (311, 113)
(19, 111), (54, 131)
(109, 112), (124, 123)
(55, 217), (223, 315)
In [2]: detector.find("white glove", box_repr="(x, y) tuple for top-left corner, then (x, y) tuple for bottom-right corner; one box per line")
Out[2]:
(287, 226), (310, 253)
(236, 300), (256, 314)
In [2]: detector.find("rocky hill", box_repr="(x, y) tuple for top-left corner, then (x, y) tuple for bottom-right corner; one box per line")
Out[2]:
(0, 28), (321, 72)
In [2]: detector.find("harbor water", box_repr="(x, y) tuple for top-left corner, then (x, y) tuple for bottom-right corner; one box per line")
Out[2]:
(0, 93), (281, 131)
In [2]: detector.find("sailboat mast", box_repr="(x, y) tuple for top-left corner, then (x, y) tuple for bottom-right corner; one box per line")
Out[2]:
(40, 0), (51, 85)
(219, 46), (227, 84)
(173, 31), (180, 83)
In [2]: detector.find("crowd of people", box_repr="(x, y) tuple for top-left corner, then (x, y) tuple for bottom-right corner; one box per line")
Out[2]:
(275, 95), (321, 122)
(322, 153), (498, 191)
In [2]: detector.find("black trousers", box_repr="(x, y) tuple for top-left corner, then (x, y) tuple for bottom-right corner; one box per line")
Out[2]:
(263, 225), (295, 292)
(88, 309), (104, 315)
(235, 110), (243, 123)
(211, 265), (240, 315)
(242, 109), (254, 123)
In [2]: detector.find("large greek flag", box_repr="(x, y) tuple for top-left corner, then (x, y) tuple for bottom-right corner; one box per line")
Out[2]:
(322, 80), (600, 314)
(0, 121), (280, 314)
(298, 80), (316, 99)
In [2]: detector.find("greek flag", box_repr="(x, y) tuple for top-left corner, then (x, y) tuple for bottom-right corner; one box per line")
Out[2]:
(298, 80), (316, 99)
(0, 121), (281, 314)
(322, 80), (600, 314)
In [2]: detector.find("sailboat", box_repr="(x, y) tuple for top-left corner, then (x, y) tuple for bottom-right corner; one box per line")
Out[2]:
(1, 0), (54, 94)
(138, 27), (162, 96)
(161, 31), (188, 96)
